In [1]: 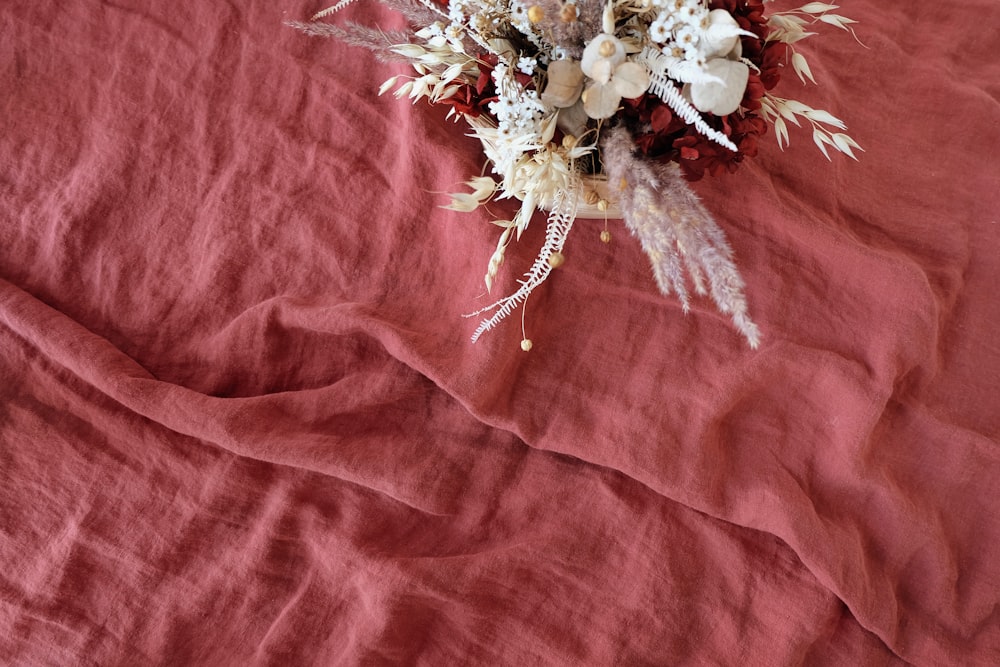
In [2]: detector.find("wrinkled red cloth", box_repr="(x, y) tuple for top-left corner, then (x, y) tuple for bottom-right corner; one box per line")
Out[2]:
(2, 1), (999, 664)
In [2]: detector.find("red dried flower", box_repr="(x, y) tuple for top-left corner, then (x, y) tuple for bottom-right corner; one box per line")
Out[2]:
(615, 0), (785, 180)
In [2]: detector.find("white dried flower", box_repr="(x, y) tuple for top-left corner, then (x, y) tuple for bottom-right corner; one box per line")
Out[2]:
(649, 17), (674, 43)
(579, 34), (650, 119)
(517, 56), (537, 75)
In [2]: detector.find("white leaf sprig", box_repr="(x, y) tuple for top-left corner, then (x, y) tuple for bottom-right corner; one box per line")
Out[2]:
(764, 3), (864, 156)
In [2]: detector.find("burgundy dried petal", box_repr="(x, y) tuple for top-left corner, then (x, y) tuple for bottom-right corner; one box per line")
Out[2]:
(650, 104), (675, 134)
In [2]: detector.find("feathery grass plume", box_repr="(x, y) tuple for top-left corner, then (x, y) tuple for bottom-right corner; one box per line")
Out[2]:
(313, 0), (447, 23)
(286, 21), (416, 62)
(378, 0), (444, 30)
(601, 126), (760, 348)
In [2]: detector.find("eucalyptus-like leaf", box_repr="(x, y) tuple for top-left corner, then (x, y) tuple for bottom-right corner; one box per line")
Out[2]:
(614, 62), (650, 99)
(689, 59), (748, 116)
(581, 82), (620, 120)
(541, 59), (584, 108)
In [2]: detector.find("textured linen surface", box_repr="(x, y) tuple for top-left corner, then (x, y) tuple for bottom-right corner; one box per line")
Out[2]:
(2, 1), (999, 665)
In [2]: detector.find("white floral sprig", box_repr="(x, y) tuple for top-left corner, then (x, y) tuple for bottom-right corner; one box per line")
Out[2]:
(763, 2), (863, 157)
(466, 185), (579, 342)
(760, 95), (862, 159)
(766, 2), (862, 46)
(602, 126), (761, 347)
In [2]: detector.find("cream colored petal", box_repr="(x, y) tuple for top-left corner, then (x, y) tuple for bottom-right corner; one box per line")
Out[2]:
(590, 59), (614, 85)
(690, 59), (748, 116)
(541, 59), (585, 108)
(611, 62), (649, 99)
(700, 9), (742, 58)
(581, 34), (625, 78)
(581, 82), (621, 119)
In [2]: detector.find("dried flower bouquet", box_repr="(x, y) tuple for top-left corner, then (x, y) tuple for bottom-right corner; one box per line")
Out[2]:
(291, 0), (860, 350)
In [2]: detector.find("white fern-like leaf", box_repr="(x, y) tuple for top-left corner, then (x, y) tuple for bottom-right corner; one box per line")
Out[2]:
(468, 185), (578, 342)
(310, 0), (360, 21)
(638, 47), (722, 87)
(645, 72), (738, 152)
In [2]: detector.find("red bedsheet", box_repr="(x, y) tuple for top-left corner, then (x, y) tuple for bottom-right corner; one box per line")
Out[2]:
(2, 1), (998, 664)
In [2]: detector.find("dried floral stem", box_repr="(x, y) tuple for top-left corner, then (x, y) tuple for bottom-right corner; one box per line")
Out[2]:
(286, 21), (416, 63)
(468, 185), (579, 342)
(760, 94), (862, 159)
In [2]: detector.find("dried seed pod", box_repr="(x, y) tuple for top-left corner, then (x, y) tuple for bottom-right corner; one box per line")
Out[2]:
(560, 3), (578, 23)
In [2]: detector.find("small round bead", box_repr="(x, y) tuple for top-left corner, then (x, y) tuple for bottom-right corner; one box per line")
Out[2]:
(600, 229), (611, 244)
(521, 339), (533, 352)
(598, 40), (616, 58)
(527, 5), (544, 23)
(560, 3), (578, 22)
(583, 189), (600, 205)
(597, 199), (609, 212)
(547, 252), (565, 268)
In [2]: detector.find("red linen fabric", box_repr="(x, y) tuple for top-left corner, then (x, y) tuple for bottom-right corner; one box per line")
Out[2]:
(1, 1), (998, 664)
